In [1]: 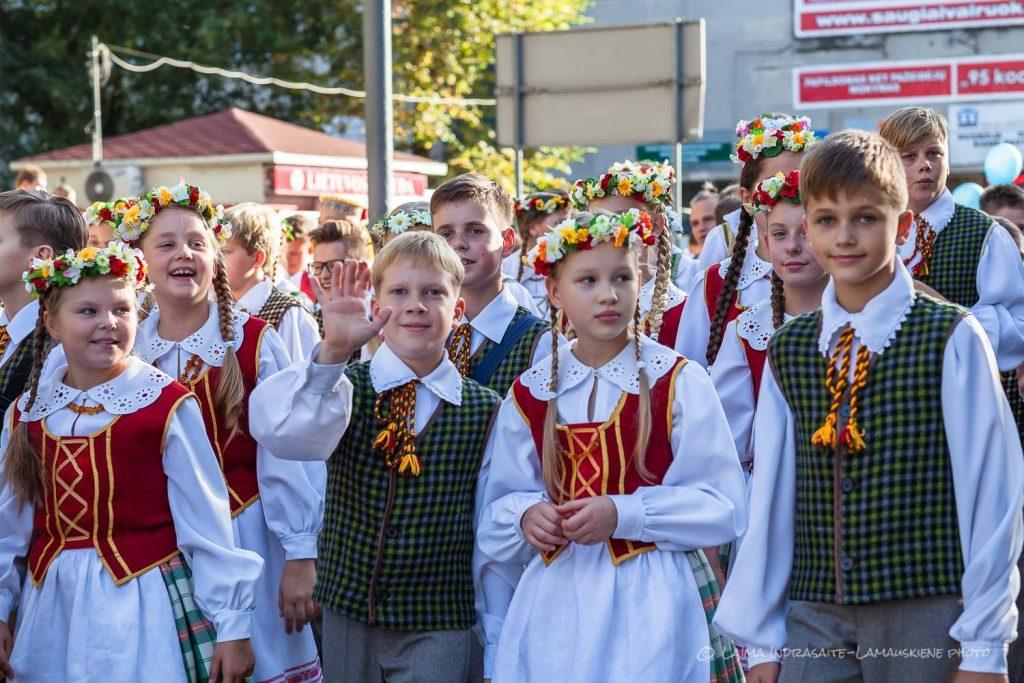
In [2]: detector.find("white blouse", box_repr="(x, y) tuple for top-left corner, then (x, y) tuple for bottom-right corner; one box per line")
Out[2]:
(696, 209), (744, 271)
(236, 279), (320, 361)
(460, 286), (557, 371)
(714, 260), (1024, 675)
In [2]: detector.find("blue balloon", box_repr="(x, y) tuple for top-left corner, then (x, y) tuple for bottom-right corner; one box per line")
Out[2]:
(984, 143), (1023, 186)
(952, 182), (984, 210)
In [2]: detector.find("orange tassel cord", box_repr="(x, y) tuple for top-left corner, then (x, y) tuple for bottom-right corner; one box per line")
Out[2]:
(812, 325), (871, 453)
(373, 381), (421, 476)
(448, 323), (473, 376)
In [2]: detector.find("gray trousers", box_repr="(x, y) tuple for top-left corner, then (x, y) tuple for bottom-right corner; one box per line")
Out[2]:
(779, 595), (963, 683)
(322, 609), (483, 683)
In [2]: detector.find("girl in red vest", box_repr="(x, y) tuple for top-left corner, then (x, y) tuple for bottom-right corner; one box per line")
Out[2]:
(677, 114), (820, 370)
(475, 210), (747, 682)
(0, 243), (262, 682)
(113, 184), (324, 682)
(710, 171), (828, 479)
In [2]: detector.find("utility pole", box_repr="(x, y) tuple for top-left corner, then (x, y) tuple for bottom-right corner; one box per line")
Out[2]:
(90, 35), (104, 164)
(363, 0), (393, 221)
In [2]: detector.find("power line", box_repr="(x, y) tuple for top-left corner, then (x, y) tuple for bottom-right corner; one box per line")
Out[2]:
(99, 43), (497, 107)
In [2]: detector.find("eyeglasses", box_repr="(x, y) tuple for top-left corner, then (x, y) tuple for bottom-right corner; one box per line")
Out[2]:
(309, 259), (350, 276)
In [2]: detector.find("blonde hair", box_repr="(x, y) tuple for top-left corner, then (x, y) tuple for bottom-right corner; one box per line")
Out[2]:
(879, 106), (949, 151)
(224, 203), (283, 279)
(309, 218), (371, 261)
(800, 130), (908, 212)
(540, 241), (654, 501)
(371, 231), (464, 294)
(430, 173), (515, 228)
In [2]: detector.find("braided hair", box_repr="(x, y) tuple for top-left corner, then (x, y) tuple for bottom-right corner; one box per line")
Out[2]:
(212, 254), (245, 442)
(769, 272), (786, 330)
(646, 228), (673, 340)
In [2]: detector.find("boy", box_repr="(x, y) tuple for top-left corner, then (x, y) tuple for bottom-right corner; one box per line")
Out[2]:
(307, 218), (372, 343)
(0, 189), (87, 410)
(981, 184), (1024, 232)
(249, 232), (499, 682)
(13, 165), (46, 192)
(280, 213), (316, 303)
(223, 203), (320, 360)
(430, 174), (553, 397)
(715, 130), (1023, 682)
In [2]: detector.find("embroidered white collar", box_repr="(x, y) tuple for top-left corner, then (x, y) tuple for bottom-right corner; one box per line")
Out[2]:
(519, 334), (679, 399)
(369, 343), (463, 406)
(717, 225), (772, 290)
(135, 298), (249, 368)
(236, 279), (273, 316)
(0, 299), (39, 348)
(818, 259), (915, 357)
(17, 356), (173, 422)
(723, 208), (742, 233)
(639, 276), (686, 315)
(735, 298), (793, 351)
(917, 187), (955, 236)
(462, 285), (518, 344)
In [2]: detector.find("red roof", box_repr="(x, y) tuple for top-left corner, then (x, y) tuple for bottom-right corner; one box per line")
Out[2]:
(16, 107), (432, 165)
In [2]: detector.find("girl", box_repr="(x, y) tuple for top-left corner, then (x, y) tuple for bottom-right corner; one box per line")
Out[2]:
(571, 161), (689, 352)
(710, 171), (828, 478)
(113, 184), (324, 683)
(475, 210), (747, 682)
(677, 114), (819, 369)
(0, 243), (263, 682)
(503, 191), (570, 317)
(370, 201), (431, 249)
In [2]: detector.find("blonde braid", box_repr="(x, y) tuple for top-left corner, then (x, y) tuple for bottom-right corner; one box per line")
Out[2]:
(632, 305), (654, 483)
(212, 255), (245, 441)
(541, 304), (565, 501)
(647, 229), (673, 340)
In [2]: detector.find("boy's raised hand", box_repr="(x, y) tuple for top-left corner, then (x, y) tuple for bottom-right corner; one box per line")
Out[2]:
(312, 260), (392, 365)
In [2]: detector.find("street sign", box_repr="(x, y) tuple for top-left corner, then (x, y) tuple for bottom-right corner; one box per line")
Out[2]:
(637, 142), (733, 165)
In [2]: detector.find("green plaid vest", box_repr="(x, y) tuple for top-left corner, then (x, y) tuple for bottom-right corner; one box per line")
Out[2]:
(769, 297), (965, 605)
(316, 362), (499, 630)
(256, 286), (305, 330)
(0, 338), (34, 413)
(468, 306), (548, 397)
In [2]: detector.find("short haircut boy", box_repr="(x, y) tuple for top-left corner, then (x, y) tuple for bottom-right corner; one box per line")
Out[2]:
(224, 202), (282, 278)
(309, 218), (370, 261)
(0, 189), (87, 252)
(282, 213), (316, 241)
(981, 183), (1024, 216)
(371, 230), (464, 294)
(13, 166), (47, 190)
(800, 130), (908, 211)
(878, 106), (949, 150)
(429, 173), (514, 228)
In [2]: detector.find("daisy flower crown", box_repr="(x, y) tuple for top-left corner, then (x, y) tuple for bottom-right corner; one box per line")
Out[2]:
(23, 242), (147, 297)
(745, 170), (802, 216)
(86, 198), (135, 227)
(731, 114), (818, 164)
(515, 193), (569, 218)
(570, 161), (675, 211)
(111, 182), (230, 247)
(372, 208), (432, 238)
(525, 209), (656, 276)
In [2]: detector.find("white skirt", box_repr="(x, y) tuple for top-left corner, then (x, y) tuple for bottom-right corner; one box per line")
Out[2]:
(492, 543), (710, 682)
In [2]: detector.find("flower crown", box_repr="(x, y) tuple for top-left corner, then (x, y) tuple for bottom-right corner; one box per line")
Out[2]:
(23, 242), (147, 297)
(112, 182), (230, 247)
(372, 208), (431, 238)
(570, 161), (675, 210)
(746, 170), (802, 216)
(731, 114), (818, 164)
(86, 199), (135, 226)
(515, 193), (568, 218)
(525, 209), (656, 276)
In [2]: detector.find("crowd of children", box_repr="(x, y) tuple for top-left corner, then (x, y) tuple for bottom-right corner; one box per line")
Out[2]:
(0, 103), (1023, 683)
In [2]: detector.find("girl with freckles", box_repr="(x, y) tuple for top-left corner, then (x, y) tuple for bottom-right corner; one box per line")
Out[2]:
(475, 210), (748, 682)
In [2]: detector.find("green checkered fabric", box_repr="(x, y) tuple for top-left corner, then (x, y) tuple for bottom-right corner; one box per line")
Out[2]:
(467, 306), (548, 397)
(686, 549), (744, 683)
(160, 554), (217, 682)
(769, 297), (965, 605)
(316, 362), (499, 631)
(0, 338), (34, 414)
(256, 285), (306, 330)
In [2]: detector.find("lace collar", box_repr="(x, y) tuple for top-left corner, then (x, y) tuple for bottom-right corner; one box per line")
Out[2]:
(462, 285), (518, 345)
(735, 298), (793, 351)
(519, 334), (680, 399)
(235, 279), (273, 316)
(134, 299), (249, 368)
(818, 259), (915, 357)
(17, 356), (173, 422)
(0, 299), (39, 348)
(638, 276), (686, 315)
(369, 343), (463, 406)
(917, 187), (956, 236)
(717, 225), (773, 290)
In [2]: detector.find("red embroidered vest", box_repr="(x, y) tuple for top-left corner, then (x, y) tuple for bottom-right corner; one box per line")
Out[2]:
(189, 316), (269, 517)
(19, 382), (192, 586)
(511, 356), (687, 565)
(703, 264), (746, 327)
(644, 299), (685, 349)
(739, 336), (768, 400)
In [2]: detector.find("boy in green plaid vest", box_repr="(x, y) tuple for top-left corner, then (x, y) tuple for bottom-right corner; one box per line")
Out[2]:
(0, 190), (87, 409)
(250, 232), (499, 682)
(430, 174), (554, 398)
(715, 131), (1024, 683)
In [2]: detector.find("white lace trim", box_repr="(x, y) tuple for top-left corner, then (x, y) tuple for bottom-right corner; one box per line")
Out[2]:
(717, 226), (772, 290)
(519, 335), (680, 399)
(18, 357), (173, 421)
(817, 265), (916, 357)
(369, 346), (463, 406)
(135, 299), (250, 368)
(919, 187), (955, 236)
(735, 299), (795, 351)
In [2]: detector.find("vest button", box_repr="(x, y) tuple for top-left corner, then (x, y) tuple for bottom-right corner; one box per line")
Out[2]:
(840, 556), (854, 571)
(841, 478), (854, 493)
(839, 404), (852, 419)
(386, 525), (400, 539)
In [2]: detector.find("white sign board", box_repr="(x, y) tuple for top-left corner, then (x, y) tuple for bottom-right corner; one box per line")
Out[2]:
(948, 102), (1024, 166)
(495, 21), (706, 147)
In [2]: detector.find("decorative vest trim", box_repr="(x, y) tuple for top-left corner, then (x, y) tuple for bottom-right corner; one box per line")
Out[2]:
(191, 316), (268, 516)
(511, 357), (686, 565)
(19, 382), (192, 586)
(256, 286), (304, 330)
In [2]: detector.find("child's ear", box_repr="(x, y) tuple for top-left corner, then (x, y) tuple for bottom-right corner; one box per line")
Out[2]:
(452, 296), (466, 327)
(896, 210), (914, 246)
(254, 248), (267, 269)
(501, 227), (516, 259)
(33, 244), (54, 262)
(42, 309), (59, 343)
(546, 276), (562, 311)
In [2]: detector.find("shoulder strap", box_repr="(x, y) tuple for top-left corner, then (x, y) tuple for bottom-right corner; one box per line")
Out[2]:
(470, 312), (542, 386)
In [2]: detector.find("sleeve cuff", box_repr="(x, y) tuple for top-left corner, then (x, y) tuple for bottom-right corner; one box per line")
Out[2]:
(213, 608), (253, 642)
(608, 494), (645, 540)
(484, 644), (497, 679)
(280, 533), (319, 560)
(0, 590), (14, 623)
(959, 640), (1008, 674)
(307, 346), (348, 393)
(746, 646), (783, 667)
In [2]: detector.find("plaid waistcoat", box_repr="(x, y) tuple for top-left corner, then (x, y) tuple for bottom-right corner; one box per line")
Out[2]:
(316, 362), (499, 630)
(256, 286), (305, 330)
(469, 306), (548, 397)
(769, 297), (965, 605)
(0, 338), (34, 414)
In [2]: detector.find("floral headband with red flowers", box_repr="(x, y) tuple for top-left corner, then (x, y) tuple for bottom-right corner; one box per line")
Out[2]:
(525, 209), (656, 276)
(22, 242), (147, 297)
(731, 114), (818, 165)
(515, 192), (569, 219)
(745, 170), (802, 216)
(111, 182), (230, 247)
(570, 161), (675, 211)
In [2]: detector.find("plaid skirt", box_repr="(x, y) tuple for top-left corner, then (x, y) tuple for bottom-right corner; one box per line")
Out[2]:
(160, 554), (219, 683)
(685, 549), (744, 683)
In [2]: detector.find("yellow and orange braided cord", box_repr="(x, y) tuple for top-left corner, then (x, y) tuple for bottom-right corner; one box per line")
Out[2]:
(373, 381), (422, 476)
(448, 322), (473, 376)
(905, 217), (936, 278)
(811, 325), (871, 453)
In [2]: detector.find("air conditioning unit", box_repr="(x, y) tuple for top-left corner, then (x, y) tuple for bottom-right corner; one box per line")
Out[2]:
(85, 165), (144, 202)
